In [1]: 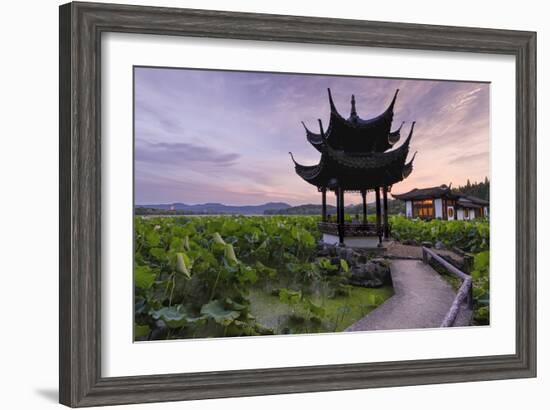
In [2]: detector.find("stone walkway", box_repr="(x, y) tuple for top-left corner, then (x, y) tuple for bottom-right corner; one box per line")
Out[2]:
(346, 259), (472, 331)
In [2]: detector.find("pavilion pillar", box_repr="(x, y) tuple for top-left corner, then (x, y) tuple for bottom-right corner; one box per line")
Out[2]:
(336, 187), (345, 245)
(361, 190), (367, 224)
(321, 188), (327, 222)
(383, 186), (389, 239)
(375, 187), (382, 245)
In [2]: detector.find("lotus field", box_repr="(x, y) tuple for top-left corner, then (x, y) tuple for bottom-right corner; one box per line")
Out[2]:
(134, 215), (490, 340)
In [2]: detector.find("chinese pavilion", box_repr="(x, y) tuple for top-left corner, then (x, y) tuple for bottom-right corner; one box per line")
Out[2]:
(290, 88), (417, 247)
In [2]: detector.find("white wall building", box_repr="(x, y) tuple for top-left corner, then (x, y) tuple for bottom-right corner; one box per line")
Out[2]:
(393, 185), (489, 221)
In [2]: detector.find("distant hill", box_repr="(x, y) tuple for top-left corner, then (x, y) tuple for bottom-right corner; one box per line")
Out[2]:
(264, 204), (336, 215)
(264, 199), (405, 216)
(135, 202), (291, 215)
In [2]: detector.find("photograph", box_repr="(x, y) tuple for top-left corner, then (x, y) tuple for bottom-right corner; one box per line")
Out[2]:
(133, 67), (491, 341)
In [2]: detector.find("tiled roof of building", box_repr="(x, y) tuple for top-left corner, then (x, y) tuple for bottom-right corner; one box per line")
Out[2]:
(392, 185), (455, 200)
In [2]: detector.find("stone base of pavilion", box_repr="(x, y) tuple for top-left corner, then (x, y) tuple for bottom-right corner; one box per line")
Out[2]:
(318, 222), (386, 249)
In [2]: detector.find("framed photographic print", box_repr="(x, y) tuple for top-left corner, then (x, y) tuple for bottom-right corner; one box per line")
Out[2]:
(59, 1), (536, 407)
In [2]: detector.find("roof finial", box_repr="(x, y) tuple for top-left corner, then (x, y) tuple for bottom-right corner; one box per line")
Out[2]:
(350, 94), (357, 117)
(318, 119), (325, 139)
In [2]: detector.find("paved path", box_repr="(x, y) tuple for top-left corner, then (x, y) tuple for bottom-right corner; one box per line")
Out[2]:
(346, 259), (472, 331)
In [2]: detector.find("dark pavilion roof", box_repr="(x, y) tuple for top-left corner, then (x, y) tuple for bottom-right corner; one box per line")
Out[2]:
(291, 88), (417, 191)
(392, 185), (490, 206)
(301, 89), (404, 153)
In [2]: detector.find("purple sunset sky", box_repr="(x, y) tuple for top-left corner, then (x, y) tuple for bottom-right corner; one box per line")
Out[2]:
(134, 67), (490, 206)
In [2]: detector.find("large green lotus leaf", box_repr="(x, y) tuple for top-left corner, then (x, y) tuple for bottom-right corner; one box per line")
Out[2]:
(175, 252), (192, 279)
(290, 226), (301, 240)
(222, 219), (240, 234)
(254, 261), (277, 278)
(255, 239), (268, 251)
(238, 264), (257, 284)
(471, 269), (482, 280)
(169, 237), (183, 252)
(339, 259), (349, 272)
(473, 251), (490, 272)
(134, 324), (151, 338)
(299, 230), (315, 247)
(149, 247), (166, 260)
(318, 258), (337, 272)
(145, 230), (161, 247)
(135, 265), (157, 289)
(305, 299), (325, 317)
(151, 305), (198, 329)
(278, 288), (301, 305)
(200, 300), (240, 326)
(173, 224), (196, 238)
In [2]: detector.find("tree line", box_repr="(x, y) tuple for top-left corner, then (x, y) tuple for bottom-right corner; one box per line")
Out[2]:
(453, 177), (490, 201)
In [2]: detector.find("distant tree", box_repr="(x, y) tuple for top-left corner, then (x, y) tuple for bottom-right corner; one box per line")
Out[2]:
(453, 177), (490, 201)
(134, 207), (191, 216)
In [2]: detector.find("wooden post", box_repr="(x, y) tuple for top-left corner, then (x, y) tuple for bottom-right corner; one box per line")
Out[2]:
(375, 187), (382, 245)
(383, 186), (389, 239)
(422, 247), (428, 264)
(334, 190), (340, 224)
(361, 190), (367, 224)
(341, 189), (345, 225)
(337, 187), (345, 245)
(321, 188), (327, 222)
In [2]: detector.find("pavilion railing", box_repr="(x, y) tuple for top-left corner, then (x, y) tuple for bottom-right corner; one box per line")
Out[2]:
(318, 222), (382, 237)
(421, 246), (473, 327)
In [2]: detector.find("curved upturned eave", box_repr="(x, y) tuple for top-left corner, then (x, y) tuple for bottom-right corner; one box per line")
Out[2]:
(289, 152), (324, 183)
(301, 121), (325, 152)
(402, 151), (417, 179)
(307, 137), (325, 153)
(327, 88), (345, 120)
(388, 121), (405, 145)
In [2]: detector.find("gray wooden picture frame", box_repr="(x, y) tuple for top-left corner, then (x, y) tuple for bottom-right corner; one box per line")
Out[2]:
(59, 1), (536, 407)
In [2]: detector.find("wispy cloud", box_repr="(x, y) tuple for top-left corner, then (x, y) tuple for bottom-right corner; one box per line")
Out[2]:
(448, 151), (490, 165)
(136, 141), (240, 167)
